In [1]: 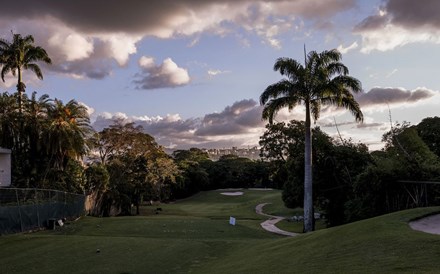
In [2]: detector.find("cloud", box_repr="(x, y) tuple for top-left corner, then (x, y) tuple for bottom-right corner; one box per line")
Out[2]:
(91, 99), (267, 149)
(337, 41), (358, 54)
(0, 0), (355, 80)
(0, 18), (142, 79)
(134, 57), (191, 90)
(0, 0), (355, 37)
(195, 99), (265, 136)
(386, 69), (398, 78)
(207, 69), (230, 77)
(355, 87), (436, 108)
(355, 0), (440, 52)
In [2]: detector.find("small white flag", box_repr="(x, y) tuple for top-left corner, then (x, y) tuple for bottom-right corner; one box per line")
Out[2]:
(229, 216), (236, 226)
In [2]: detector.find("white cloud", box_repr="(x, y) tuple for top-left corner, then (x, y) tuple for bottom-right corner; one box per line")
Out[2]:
(48, 33), (94, 61)
(134, 57), (191, 90)
(139, 56), (156, 69)
(386, 68), (398, 78)
(355, 0), (440, 53)
(79, 102), (95, 117)
(98, 33), (141, 66)
(358, 24), (440, 53)
(337, 41), (358, 54)
(207, 69), (230, 77)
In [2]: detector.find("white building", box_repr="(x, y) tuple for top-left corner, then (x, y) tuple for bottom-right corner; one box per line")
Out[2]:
(0, 148), (11, 187)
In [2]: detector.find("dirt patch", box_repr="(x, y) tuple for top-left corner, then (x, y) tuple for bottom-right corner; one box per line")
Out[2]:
(409, 214), (440, 235)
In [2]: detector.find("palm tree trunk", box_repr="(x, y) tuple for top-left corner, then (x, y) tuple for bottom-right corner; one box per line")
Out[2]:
(17, 67), (24, 114)
(303, 100), (314, 232)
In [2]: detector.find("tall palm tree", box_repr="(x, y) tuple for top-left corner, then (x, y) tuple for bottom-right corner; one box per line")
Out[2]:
(0, 33), (52, 112)
(260, 49), (363, 232)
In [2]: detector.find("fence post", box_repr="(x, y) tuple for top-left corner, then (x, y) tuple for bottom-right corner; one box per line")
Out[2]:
(35, 188), (41, 229)
(15, 189), (24, 233)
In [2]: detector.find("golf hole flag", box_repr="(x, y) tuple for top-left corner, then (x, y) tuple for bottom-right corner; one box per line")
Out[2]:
(229, 216), (236, 226)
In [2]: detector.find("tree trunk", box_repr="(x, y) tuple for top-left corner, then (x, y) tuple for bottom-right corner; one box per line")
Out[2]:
(16, 67), (25, 114)
(303, 100), (314, 232)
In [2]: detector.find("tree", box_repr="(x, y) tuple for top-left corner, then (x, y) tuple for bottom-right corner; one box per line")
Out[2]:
(417, 117), (440, 158)
(44, 99), (91, 171)
(0, 33), (52, 112)
(172, 148), (211, 198)
(260, 49), (363, 232)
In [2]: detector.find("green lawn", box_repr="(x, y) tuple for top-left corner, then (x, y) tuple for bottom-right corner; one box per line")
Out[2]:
(1, 189), (439, 273)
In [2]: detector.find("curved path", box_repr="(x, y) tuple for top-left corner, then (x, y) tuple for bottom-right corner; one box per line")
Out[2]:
(255, 203), (298, 237)
(409, 214), (440, 235)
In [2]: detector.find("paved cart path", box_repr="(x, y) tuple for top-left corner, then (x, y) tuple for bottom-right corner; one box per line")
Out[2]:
(255, 203), (298, 237)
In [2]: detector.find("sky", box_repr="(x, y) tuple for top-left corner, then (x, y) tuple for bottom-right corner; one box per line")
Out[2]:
(0, 0), (439, 151)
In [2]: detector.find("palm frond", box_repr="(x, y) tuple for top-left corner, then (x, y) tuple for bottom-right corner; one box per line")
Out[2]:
(262, 97), (298, 124)
(260, 79), (292, 105)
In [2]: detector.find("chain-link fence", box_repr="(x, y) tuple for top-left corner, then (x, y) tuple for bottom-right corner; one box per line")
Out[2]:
(0, 188), (86, 234)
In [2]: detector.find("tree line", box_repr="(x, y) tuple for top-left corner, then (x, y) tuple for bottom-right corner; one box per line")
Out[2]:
(260, 119), (440, 227)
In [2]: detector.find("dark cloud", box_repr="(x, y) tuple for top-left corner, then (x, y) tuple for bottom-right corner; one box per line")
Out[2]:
(355, 87), (436, 107)
(386, 0), (440, 29)
(354, 14), (389, 32)
(0, 0), (355, 35)
(195, 99), (264, 136)
(356, 0), (440, 32)
(91, 99), (265, 149)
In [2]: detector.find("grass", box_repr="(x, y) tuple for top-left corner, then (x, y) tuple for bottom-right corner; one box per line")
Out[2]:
(1, 189), (439, 273)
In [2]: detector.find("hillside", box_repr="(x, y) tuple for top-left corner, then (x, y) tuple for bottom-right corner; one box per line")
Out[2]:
(0, 189), (439, 274)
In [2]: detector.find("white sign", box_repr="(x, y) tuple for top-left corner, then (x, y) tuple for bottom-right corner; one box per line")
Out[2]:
(229, 216), (236, 226)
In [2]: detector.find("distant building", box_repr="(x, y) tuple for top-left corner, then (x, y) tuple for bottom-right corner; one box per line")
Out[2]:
(202, 146), (261, 161)
(0, 148), (11, 187)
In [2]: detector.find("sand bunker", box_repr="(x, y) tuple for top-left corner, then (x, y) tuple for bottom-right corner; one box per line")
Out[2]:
(409, 214), (440, 235)
(220, 191), (244, 196)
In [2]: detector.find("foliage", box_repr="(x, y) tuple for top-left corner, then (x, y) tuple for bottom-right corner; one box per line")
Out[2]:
(0, 91), (91, 190)
(260, 48), (363, 232)
(347, 123), (440, 221)
(261, 120), (375, 226)
(417, 116), (440, 157)
(0, 32), (51, 111)
(89, 122), (180, 216)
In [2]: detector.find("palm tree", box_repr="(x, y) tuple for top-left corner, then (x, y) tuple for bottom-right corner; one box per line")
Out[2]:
(23, 92), (52, 176)
(0, 33), (52, 112)
(44, 99), (92, 171)
(260, 49), (363, 232)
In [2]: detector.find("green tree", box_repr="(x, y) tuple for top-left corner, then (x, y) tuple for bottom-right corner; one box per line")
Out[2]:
(44, 99), (91, 171)
(172, 148), (211, 198)
(417, 117), (440, 157)
(0, 33), (51, 112)
(0, 92), (18, 149)
(260, 49), (363, 232)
